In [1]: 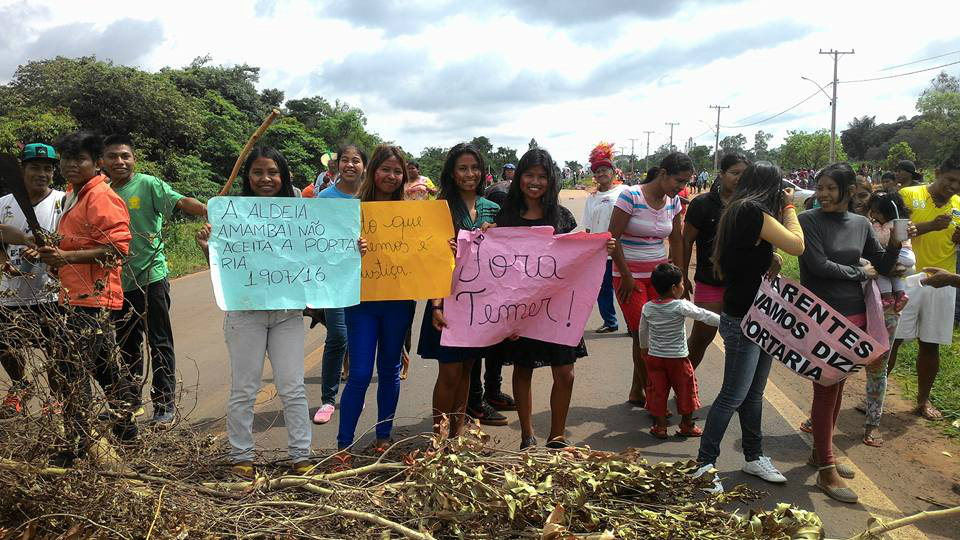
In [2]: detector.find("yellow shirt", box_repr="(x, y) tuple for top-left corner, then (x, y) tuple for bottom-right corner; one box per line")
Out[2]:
(900, 184), (960, 270)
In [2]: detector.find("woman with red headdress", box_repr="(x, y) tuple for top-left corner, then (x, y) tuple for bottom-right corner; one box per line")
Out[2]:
(584, 142), (627, 334)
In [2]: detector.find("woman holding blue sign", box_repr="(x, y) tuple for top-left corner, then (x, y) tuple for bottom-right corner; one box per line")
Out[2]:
(420, 143), (500, 437)
(695, 161), (805, 493)
(196, 147), (354, 478)
(336, 145), (417, 465)
(797, 162), (904, 503)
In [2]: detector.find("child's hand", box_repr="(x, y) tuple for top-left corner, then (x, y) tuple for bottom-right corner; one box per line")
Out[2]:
(448, 238), (457, 255)
(480, 222), (497, 232)
(431, 303), (448, 331)
(195, 223), (212, 251)
(358, 237), (368, 256)
(605, 238), (616, 255)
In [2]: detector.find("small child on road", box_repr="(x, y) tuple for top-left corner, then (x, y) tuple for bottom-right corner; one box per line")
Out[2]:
(638, 263), (719, 439)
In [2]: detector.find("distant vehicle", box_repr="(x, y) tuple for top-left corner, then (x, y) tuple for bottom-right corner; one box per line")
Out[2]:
(782, 179), (813, 208)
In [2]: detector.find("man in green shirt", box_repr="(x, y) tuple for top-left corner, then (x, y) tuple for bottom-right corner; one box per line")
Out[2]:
(102, 134), (207, 425)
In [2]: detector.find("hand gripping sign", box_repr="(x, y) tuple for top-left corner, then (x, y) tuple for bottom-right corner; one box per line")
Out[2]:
(441, 226), (609, 347)
(741, 276), (890, 386)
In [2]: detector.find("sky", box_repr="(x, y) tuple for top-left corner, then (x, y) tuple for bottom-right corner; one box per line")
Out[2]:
(2, 0), (959, 166)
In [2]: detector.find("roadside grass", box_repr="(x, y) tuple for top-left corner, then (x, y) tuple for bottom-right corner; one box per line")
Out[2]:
(163, 220), (207, 279)
(779, 252), (960, 439)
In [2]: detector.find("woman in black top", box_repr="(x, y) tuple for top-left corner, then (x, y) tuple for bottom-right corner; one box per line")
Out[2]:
(681, 153), (749, 368)
(495, 148), (583, 451)
(694, 162), (805, 492)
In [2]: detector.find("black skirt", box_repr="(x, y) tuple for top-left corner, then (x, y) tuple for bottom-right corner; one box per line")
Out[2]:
(501, 336), (587, 369)
(417, 302), (488, 363)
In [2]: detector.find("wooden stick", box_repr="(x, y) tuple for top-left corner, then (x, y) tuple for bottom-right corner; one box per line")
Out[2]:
(218, 108), (281, 196)
(258, 500), (436, 540)
(843, 506), (960, 539)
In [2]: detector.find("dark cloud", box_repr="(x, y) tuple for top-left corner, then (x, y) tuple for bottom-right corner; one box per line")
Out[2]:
(23, 19), (164, 66)
(313, 20), (811, 114)
(323, 0), (739, 34)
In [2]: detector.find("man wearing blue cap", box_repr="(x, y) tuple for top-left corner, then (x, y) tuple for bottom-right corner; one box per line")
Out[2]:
(0, 143), (64, 418)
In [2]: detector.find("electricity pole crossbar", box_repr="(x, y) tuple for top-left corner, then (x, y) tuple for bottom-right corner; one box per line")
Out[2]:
(709, 105), (729, 172)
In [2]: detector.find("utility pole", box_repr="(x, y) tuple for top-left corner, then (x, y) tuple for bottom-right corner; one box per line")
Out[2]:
(643, 130), (654, 170)
(819, 48), (854, 162)
(628, 138), (640, 176)
(665, 122), (679, 150)
(709, 105), (729, 172)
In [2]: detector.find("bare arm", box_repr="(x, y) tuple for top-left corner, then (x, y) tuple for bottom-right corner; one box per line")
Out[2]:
(668, 212), (683, 267)
(680, 222), (699, 283)
(37, 244), (120, 268)
(0, 224), (32, 246)
(177, 197), (208, 218)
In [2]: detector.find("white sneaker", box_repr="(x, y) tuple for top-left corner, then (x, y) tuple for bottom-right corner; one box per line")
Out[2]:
(692, 463), (724, 494)
(742, 456), (787, 483)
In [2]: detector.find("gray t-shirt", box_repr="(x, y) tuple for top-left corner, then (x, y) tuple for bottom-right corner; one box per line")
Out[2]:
(798, 208), (898, 316)
(638, 298), (720, 358)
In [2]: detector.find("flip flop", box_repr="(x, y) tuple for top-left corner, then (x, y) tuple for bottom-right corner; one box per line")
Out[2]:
(917, 404), (943, 420)
(799, 418), (813, 434)
(863, 427), (884, 447)
(816, 466), (858, 504)
(677, 423), (703, 437)
(649, 425), (668, 439)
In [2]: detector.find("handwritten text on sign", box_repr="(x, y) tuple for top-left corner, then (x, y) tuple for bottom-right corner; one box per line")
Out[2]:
(441, 227), (608, 347)
(208, 196), (361, 311)
(360, 200), (455, 301)
(741, 276), (889, 386)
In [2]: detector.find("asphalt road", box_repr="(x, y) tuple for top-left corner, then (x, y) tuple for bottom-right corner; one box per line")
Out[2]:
(77, 191), (960, 538)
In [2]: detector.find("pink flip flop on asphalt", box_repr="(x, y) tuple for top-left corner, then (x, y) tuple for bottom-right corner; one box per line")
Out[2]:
(313, 404), (335, 424)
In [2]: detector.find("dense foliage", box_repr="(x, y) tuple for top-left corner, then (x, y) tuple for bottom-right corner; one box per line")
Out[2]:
(0, 56), (384, 199)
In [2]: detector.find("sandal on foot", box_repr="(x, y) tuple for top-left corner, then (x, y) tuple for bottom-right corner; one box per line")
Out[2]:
(799, 418), (813, 433)
(330, 452), (353, 472)
(231, 461), (256, 479)
(916, 403), (943, 420)
(816, 466), (858, 503)
(863, 426), (884, 447)
(372, 439), (393, 455)
(807, 455), (855, 479)
(649, 425), (668, 439)
(545, 437), (570, 449)
(677, 423), (703, 437)
(520, 435), (537, 450)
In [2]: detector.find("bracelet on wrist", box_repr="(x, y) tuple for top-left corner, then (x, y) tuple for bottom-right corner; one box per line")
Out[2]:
(783, 204), (796, 210)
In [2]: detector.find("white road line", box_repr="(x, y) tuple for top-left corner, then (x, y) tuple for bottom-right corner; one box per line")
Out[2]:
(711, 334), (926, 540)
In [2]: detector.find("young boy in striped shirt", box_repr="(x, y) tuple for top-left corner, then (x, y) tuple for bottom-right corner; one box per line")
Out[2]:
(638, 263), (719, 439)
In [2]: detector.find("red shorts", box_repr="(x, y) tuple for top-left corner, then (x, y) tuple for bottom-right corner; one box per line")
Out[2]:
(644, 354), (701, 417)
(612, 276), (658, 332)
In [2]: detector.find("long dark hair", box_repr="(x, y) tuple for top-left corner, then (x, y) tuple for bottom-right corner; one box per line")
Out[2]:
(241, 146), (295, 197)
(357, 145), (408, 202)
(711, 161), (784, 278)
(498, 148), (560, 227)
(439, 143), (486, 230)
(868, 191), (910, 222)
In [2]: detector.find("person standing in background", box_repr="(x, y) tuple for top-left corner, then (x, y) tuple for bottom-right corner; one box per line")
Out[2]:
(584, 141), (625, 334)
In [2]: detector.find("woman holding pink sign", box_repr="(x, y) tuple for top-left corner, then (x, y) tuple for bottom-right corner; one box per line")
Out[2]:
(798, 162), (904, 503)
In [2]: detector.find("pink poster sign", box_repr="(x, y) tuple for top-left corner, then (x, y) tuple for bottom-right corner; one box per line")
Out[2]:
(741, 276), (890, 386)
(441, 226), (608, 347)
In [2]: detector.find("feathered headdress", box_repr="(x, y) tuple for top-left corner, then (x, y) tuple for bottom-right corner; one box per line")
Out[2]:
(589, 141), (615, 173)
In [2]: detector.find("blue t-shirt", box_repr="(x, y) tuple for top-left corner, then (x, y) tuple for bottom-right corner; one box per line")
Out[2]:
(317, 182), (355, 199)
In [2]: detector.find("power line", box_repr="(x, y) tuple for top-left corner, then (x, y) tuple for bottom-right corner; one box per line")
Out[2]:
(840, 58), (960, 83)
(721, 88), (825, 129)
(882, 49), (960, 71)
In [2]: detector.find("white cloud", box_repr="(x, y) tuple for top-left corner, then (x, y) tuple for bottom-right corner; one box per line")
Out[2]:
(1, 0), (958, 167)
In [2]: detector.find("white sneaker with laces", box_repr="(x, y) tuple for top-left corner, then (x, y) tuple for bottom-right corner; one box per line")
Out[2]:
(742, 456), (787, 483)
(692, 463), (724, 494)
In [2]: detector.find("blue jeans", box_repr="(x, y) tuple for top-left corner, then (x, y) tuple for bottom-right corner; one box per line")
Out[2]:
(337, 300), (416, 448)
(320, 308), (347, 406)
(697, 314), (772, 465)
(597, 259), (618, 328)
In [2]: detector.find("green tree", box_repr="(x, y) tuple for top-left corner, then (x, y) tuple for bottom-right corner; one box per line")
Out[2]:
(162, 55), (265, 121)
(164, 154), (221, 201)
(752, 130), (773, 161)
(260, 117), (328, 187)
(259, 88), (285, 109)
(489, 146), (519, 175)
(417, 146), (448, 182)
(776, 129), (847, 170)
(840, 115), (876, 160)
(915, 71), (960, 164)
(687, 144), (712, 172)
(0, 106), (79, 154)
(719, 133), (748, 155)
(564, 160), (582, 176)
(885, 141), (917, 171)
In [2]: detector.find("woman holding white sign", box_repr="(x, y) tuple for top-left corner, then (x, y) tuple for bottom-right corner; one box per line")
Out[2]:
(695, 161), (805, 493)
(798, 162), (903, 503)
(336, 145), (417, 464)
(419, 143), (501, 437)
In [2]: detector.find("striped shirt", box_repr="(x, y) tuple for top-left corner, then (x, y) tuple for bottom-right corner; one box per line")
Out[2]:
(613, 186), (680, 278)
(638, 298), (720, 358)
